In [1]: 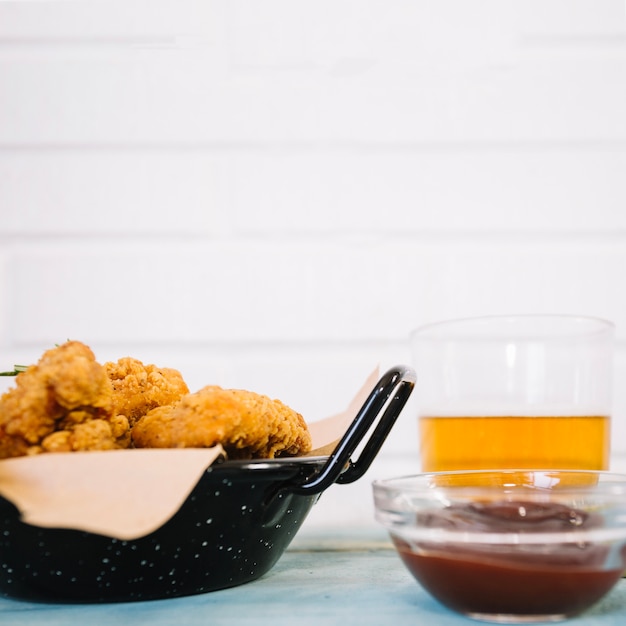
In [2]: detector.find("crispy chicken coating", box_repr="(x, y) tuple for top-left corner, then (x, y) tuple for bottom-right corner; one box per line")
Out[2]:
(0, 341), (123, 458)
(105, 357), (189, 427)
(40, 416), (130, 453)
(131, 385), (312, 459)
(1, 342), (308, 461)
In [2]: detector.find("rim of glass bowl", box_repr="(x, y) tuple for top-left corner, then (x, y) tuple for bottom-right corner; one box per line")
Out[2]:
(372, 469), (626, 545)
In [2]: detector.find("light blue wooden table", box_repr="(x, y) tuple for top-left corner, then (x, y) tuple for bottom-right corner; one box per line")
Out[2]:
(1, 529), (625, 626)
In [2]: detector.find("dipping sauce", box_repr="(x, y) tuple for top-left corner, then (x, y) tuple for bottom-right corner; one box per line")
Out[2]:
(392, 501), (626, 620)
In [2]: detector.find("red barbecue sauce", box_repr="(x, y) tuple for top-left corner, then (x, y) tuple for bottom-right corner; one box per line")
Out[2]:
(392, 501), (626, 618)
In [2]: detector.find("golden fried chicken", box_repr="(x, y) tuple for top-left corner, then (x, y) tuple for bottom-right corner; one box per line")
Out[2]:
(0, 341), (124, 458)
(40, 416), (130, 453)
(0, 342), (308, 461)
(105, 357), (189, 427)
(131, 385), (312, 459)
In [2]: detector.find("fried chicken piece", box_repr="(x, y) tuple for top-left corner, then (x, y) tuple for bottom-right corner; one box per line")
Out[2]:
(105, 357), (189, 427)
(40, 416), (130, 453)
(131, 385), (312, 459)
(0, 341), (122, 459)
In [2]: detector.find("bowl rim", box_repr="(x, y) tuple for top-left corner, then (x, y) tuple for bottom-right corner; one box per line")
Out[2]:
(372, 468), (626, 493)
(373, 469), (626, 544)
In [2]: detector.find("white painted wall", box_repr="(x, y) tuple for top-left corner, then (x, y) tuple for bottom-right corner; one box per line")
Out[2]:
(1, 0), (625, 529)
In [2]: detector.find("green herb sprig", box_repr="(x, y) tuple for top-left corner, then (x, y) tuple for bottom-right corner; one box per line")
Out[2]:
(0, 364), (28, 376)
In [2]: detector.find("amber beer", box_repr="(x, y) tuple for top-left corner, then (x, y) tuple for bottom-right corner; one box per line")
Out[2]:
(411, 316), (615, 474)
(419, 415), (610, 473)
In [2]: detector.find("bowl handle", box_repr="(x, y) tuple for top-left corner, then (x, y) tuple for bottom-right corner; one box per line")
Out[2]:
(285, 365), (416, 495)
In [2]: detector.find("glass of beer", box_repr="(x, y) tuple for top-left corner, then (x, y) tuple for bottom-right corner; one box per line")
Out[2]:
(410, 315), (615, 472)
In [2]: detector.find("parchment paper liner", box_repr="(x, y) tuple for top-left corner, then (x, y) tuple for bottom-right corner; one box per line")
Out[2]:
(0, 368), (378, 540)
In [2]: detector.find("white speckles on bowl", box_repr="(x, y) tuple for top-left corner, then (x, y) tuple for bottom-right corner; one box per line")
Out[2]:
(0, 458), (322, 603)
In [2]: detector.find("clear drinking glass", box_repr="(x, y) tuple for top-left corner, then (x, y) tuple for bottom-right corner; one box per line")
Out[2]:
(410, 315), (615, 472)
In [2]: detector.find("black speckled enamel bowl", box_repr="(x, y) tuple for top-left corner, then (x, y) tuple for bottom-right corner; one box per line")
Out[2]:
(0, 366), (415, 603)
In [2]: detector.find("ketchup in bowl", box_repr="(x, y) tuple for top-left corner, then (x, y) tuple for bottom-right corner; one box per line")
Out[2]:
(373, 471), (626, 623)
(392, 501), (624, 620)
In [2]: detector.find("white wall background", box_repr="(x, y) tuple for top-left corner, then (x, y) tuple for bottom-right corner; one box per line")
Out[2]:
(0, 0), (625, 530)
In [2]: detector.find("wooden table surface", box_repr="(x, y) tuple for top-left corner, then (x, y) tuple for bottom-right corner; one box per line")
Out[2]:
(1, 528), (626, 626)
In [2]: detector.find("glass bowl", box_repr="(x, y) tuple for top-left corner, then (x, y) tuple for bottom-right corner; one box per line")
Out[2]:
(373, 470), (626, 623)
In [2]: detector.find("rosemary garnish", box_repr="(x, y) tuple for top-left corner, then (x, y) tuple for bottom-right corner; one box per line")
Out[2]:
(0, 364), (28, 376)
